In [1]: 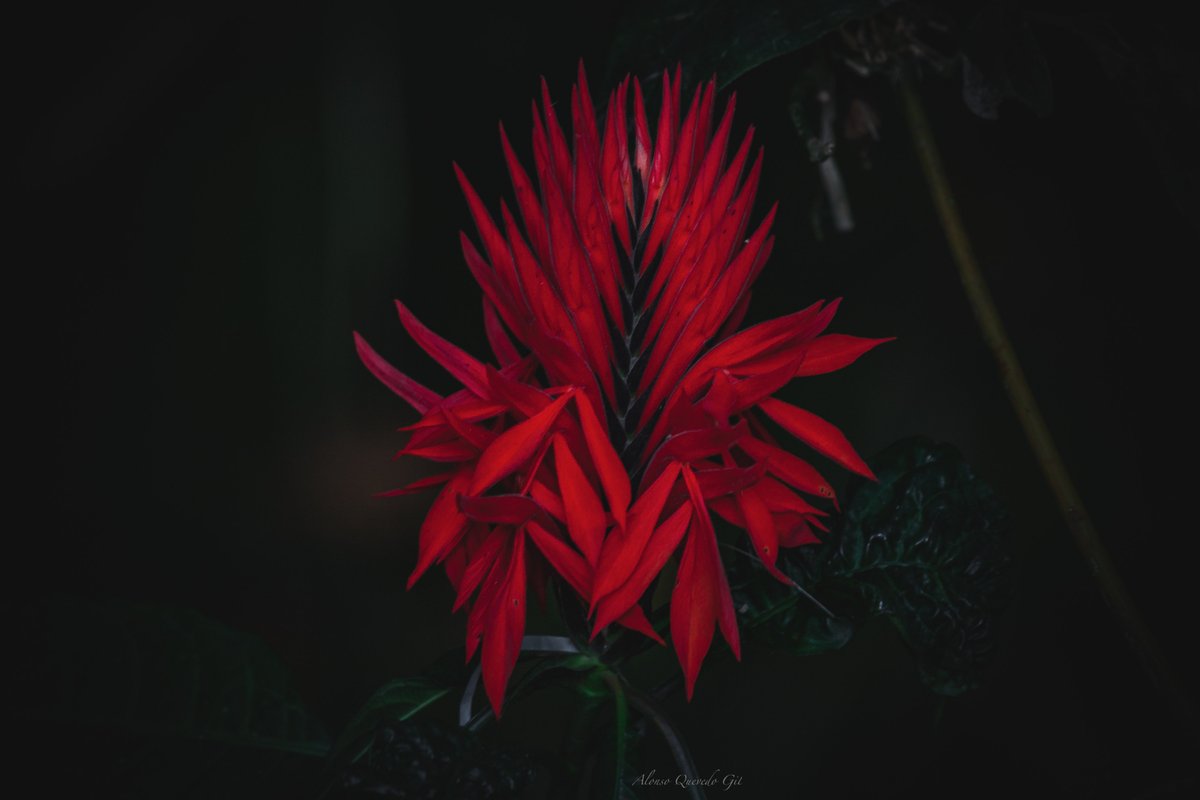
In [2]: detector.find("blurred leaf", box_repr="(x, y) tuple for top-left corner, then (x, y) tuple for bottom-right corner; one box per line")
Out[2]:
(330, 675), (455, 764)
(959, 2), (1053, 117)
(25, 596), (329, 755)
(731, 437), (1010, 695)
(607, 0), (891, 88)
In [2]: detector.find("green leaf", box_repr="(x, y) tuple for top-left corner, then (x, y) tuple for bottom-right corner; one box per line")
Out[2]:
(729, 555), (857, 655)
(330, 676), (454, 764)
(826, 437), (1010, 694)
(731, 438), (1010, 695)
(607, 0), (890, 88)
(25, 595), (329, 755)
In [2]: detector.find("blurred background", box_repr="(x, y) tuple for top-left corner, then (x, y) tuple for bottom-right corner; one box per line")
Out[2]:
(12, 0), (1198, 796)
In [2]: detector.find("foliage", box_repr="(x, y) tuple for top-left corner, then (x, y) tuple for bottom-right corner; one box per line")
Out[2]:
(731, 437), (1010, 695)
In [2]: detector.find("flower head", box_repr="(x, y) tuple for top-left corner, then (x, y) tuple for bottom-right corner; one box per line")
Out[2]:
(356, 63), (889, 716)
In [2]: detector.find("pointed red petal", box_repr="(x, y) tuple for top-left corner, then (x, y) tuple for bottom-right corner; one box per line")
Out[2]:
(632, 77), (652, 192)
(452, 531), (508, 612)
(592, 501), (691, 635)
(482, 531), (527, 718)
(499, 123), (551, 267)
(735, 484), (788, 583)
(574, 391), (630, 531)
(408, 470), (472, 588)
(482, 298), (521, 367)
(526, 520), (592, 600)
(469, 392), (571, 495)
(375, 471), (455, 497)
(795, 334), (894, 377)
(453, 163), (518, 287)
(757, 397), (876, 479)
(737, 435), (837, 502)
(616, 605), (665, 645)
(591, 462), (682, 609)
(354, 332), (442, 413)
(670, 518), (715, 700)
(395, 301), (490, 398)
(458, 493), (547, 527)
(682, 466), (740, 662)
(692, 460), (767, 499)
(552, 434), (606, 566)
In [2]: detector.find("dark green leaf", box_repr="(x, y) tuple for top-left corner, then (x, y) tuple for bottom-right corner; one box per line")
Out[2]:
(607, 0), (891, 88)
(827, 437), (1010, 694)
(330, 676), (454, 764)
(731, 438), (1010, 695)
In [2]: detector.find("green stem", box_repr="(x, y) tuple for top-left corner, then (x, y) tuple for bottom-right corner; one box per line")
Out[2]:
(624, 682), (706, 800)
(600, 672), (629, 800)
(898, 73), (1193, 727)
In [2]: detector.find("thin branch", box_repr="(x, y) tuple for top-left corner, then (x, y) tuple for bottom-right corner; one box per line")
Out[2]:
(897, 72), (1194, 729)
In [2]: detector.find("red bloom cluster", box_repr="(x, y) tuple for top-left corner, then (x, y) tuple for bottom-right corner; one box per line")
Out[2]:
(356, 64), (888, 716)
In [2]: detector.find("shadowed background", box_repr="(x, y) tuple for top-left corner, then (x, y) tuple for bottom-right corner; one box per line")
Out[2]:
(13, 0), (1198, 796)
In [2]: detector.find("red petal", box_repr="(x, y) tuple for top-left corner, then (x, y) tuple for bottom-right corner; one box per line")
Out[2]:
(616, 605), (665, 645)
(354, 332), (442, 414)
(453, 163), (518, 296)
(499, 122), (551, 267)
(681, 300), (832, 394)
(592, 501), (691, 635)
(452, 531), (508, 612)
(591, 462), (682, 609)
(528, 479), (567, 523)
(737, 435), (837, 502)
(643, 419), (748, 485)
(458, 493), (547, 526)
(481, 531), (527, 718)
(482, 298), (521, 368)
(526, 519), (591, 600)
(692, 460), (767, 499)
(681, 466), (741, 662)
(460, 232), (528, 341)
(574, 390), (630, 531)
(399, 438), (478, 463)
(375, 472), (455, 497)
(469, 392), (571, 495)
(757, 397), (876, 479)
(395, 301), (490, 399)
(632, 77), (652, 194)
(485, 364), (551, 419)
(735, 485), (788, 583)
(442, 407), (498, 451)
(466, 535), (512, 661)
(552, 434), (606, 566)
(408, 470), (472, 588)
(599, 87), (633, 255)
(670, 519), (710, 700)
(795, 334), (894, 377)
(639, 70), (680, 232)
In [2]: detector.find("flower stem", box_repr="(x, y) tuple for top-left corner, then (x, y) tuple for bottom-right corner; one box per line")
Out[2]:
(897, 73), (1194, 728)
(623, 682), (706, 800)
(600, 672), (630, 800)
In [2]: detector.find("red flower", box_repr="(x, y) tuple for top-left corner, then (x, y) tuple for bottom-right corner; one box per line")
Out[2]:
(356, 63), (889, 716)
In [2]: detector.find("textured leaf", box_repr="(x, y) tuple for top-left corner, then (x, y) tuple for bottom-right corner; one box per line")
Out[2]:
(729, 438), (1009, 694)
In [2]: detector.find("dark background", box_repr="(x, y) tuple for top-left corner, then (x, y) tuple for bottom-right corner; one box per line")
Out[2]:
(13, 1), (1198, 797)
